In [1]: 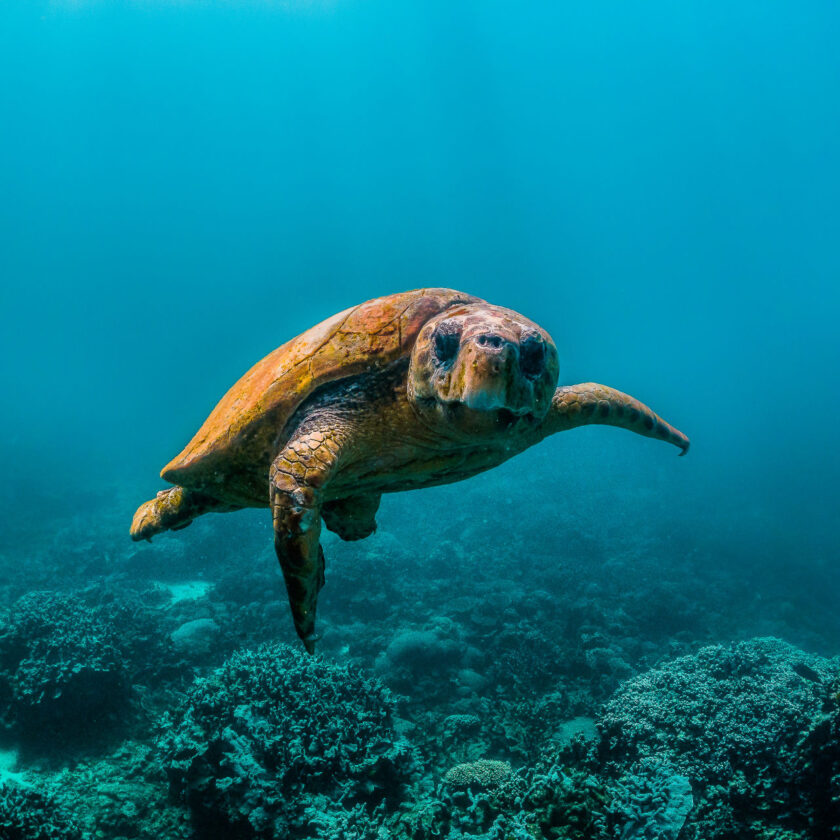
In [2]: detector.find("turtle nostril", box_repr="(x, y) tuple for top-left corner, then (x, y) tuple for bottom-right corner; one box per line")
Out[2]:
(477, 334), (505, 350)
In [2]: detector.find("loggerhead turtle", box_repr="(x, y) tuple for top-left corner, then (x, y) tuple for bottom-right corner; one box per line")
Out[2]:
(131, 288), (689, 652)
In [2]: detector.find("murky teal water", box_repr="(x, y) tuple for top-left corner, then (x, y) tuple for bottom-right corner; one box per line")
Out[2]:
(1, 3), (838, 838)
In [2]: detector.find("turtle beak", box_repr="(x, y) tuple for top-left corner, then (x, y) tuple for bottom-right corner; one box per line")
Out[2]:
(459, 333), (535, 416)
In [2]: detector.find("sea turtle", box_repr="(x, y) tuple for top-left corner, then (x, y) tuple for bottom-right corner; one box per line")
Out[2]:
(131, 288), (689, 652)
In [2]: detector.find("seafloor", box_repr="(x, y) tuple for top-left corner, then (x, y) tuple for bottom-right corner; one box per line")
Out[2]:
(0, 463), (838, 840)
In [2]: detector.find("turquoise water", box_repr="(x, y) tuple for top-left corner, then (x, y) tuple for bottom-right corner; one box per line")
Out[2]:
(1, 2), (839, 838)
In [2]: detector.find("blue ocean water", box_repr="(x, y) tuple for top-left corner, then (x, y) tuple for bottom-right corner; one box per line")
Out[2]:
(1, 2), (839, 838)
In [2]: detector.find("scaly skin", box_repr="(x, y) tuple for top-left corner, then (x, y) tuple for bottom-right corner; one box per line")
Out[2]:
(130, 487), (238, 541)
(543, 383), (690, 454)
(268, 418), (352, 652)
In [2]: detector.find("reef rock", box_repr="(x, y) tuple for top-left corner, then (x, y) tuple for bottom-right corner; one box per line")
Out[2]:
(170, 617), (220, 657)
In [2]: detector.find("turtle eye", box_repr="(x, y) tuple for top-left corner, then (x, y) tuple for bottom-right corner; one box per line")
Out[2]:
(520, 336), (546, 379)
(433, 326), (461, 366)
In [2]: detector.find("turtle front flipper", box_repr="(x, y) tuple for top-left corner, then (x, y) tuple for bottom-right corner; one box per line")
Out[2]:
(542, 383), (689, 454)
(270, 422), (352, 653)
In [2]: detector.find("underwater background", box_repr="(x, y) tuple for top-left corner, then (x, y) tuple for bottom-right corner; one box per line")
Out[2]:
(1, 1), (839, 838)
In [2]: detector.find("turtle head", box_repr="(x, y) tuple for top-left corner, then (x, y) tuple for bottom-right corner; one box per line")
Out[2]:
(408, 303), (559, 434)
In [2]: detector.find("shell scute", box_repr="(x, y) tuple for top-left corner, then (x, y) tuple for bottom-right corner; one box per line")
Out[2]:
(159, 288), (479, 502)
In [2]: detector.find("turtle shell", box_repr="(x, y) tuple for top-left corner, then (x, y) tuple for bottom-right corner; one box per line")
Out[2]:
(160, 287), (480, 505)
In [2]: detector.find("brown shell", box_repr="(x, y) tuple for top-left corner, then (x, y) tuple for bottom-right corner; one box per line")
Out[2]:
(160, 288), (480, 503)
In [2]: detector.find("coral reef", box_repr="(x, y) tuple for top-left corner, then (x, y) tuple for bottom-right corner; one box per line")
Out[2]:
(47, 741), (192, 840)
(598, 637), (835, 777)
(597, 637), (840, 839)
(0, 782), (84, 840)
(159, 642), (418, 839)
(0, 592), (130, 745)
(444, 759), (512, 790)
(603, 758), (693, 840)
(0, 474), (838, 839)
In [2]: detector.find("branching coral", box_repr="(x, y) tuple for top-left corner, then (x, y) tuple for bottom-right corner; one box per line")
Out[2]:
(598, 637), (835, 785)
(0, 592), (130, 743)
(159, 642), (418, 839)
(596, 637), (840, 838)
(0, 782), (84, 840)
(604, 758), (693, 840)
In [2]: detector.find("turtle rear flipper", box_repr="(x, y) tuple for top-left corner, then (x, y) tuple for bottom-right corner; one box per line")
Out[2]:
(130, 486), (234, 541)
(322, 494), (381, 541)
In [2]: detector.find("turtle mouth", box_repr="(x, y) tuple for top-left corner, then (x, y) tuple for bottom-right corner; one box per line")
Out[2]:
(495, 407), (540, 429)
(437, 400), (536, 430)
(496, 407), (526, 429)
